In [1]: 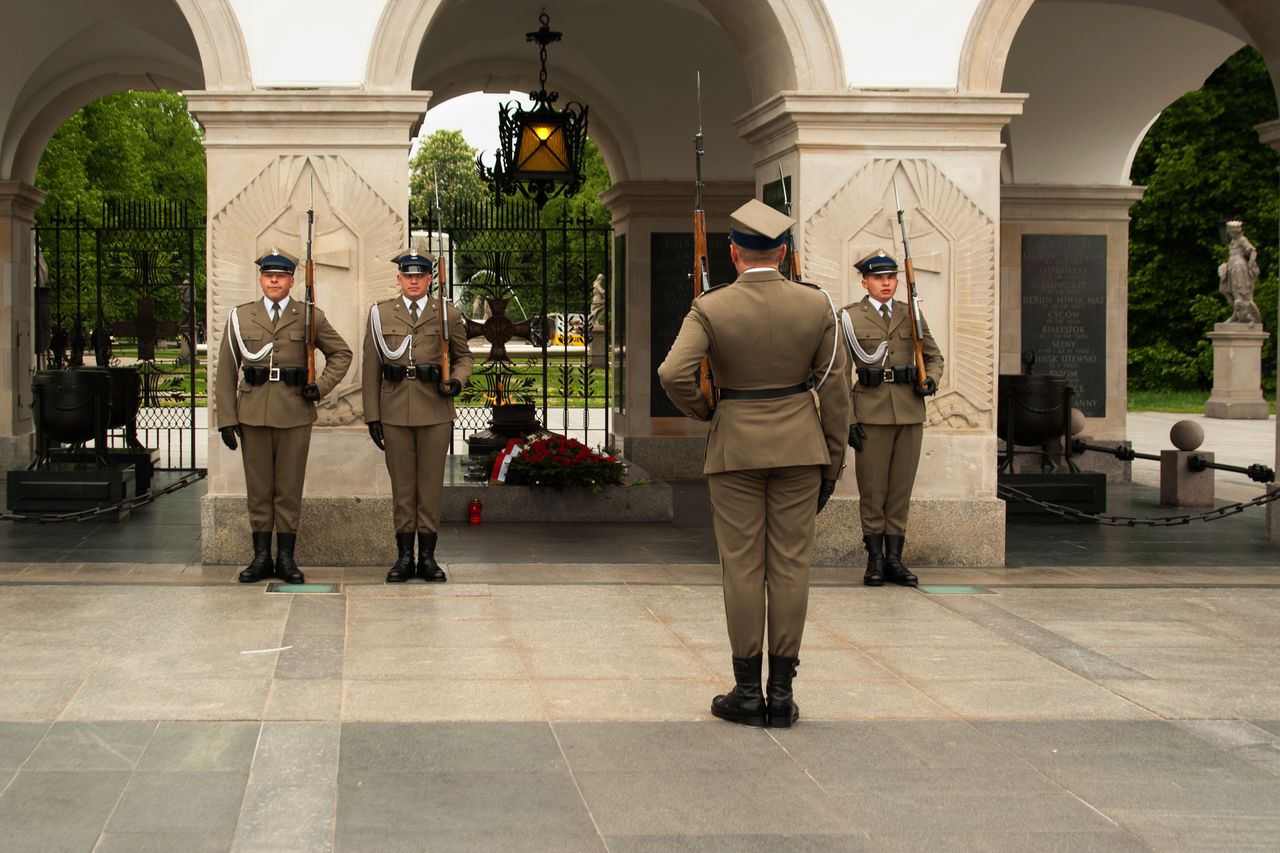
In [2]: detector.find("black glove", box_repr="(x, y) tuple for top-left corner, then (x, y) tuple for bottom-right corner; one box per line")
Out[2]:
(367, 421), (385, 451)
(848, 423), (866, 452)
(301, 383), (321, 402)
(219, 425), (241, 451)
(439, 378), (462, 397)
(817, 478), (837, 514)
(913, 376), (937, 398)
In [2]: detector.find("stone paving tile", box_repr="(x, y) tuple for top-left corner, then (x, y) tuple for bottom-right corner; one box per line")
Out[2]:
(342, 679), (541, 721)
(607, 835), (875, 852)
(536, 679), (728, 722)
(96, 831), (235, 853)
(866, 645), (1083, 682)
(263, 678), (343, 722)
(520, 644), (712, 681)
(0, 769), (131, 833)
(274, 635), (345, 680)
(508, 617), (683, 649)
(24, 721), (155, 771)
(137, 722), (261, 771)
(340, 722), (564, 773)
(343, 644), (525, 681)
(554, 721), (796, 773)
(1098, 678), (1280, 719)
(232, 723), (338, 853)
(914, 677), (1156, 720)
(0, 722), (50, 768)
(345, 618), (510, 649)
(62, 675), (271, 721)
(108, 770), (250, 833)
(867, 830), (1152, 853)
(0, 678), (83, 720)
(334, 827), (605, 853)
(788, 679), (954, 721)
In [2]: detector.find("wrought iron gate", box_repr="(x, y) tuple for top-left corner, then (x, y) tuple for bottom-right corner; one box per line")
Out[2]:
(414, 201), (613, 451)
(34, 202), (205, 470)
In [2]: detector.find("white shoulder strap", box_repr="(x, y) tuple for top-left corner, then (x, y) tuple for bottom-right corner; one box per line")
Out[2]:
(812, 288), (840, 391)
(370, 303), (411, 362)
(230, 306), (272, 365)
(841, 307), (889, 365)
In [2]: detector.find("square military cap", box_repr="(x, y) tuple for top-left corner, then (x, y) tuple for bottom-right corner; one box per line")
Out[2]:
(255, 248), (298, 274)
(854, 249), (899, 275)
(391, 249), (435, 275)
(728, 199), (794, 251)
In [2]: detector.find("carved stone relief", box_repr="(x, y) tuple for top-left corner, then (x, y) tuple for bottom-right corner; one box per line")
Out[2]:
(804, 158), (996, 430)
(208, 154), (404, 425)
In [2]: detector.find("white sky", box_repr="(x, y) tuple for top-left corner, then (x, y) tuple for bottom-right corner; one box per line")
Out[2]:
(413, 91), (534, 160)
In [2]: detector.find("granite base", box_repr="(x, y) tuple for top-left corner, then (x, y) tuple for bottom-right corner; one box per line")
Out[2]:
(813, 496), (1006, 568)
(617, 435), (707, 481)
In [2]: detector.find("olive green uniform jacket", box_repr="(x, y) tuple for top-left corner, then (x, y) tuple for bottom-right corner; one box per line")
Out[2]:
(361, 297), (474, 426)
(843, 296), (944, 425)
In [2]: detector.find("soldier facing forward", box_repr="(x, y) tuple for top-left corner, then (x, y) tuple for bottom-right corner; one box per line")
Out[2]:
(362, 250), (474, 582)
(658, 200), (850, 728)
(216, 249), (353, 584)
(841, 250), (943, 587)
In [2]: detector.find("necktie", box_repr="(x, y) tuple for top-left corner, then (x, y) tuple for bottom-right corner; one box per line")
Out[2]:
(409, 302), (419, 322)
(271, 303), (281, 326)
(880, 303), (891, 324)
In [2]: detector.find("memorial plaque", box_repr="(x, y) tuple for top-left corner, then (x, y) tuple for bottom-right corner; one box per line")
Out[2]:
(649, 231), (733, 418)
(1021, 235), (1107, 417)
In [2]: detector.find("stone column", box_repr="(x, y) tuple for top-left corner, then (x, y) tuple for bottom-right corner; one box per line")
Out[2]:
(186, 90), (429, 565)
(1205, 323), (1270, 418)
(599, 179), (752, 482)
(0, 181), (45, 471)
(1000, 185), (1145, 481)
(737, 92), (1023, 567)
(1255, 119), (1280, 543)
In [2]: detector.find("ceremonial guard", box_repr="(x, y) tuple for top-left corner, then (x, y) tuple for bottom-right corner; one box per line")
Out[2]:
(842, 250), (943, 587)
(362, 250), (474, 583)
(216, 249), (353, 584)
(658, 200), (850, 728)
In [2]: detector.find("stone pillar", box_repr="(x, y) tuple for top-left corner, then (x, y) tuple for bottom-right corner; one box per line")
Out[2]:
(1000, 185), (1144, 481)
(1205, 323), (1270, 418)
(0, 181), (45, 471)
(1259, 120), (1280, 544)
(736, 92), (1023, 567)
(186, 90), (429, 565)
(599, 179), (752, 482)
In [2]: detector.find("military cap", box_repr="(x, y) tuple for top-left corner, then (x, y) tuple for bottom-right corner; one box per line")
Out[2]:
(854, 249), (899, 275)
(728, 199), (794, 251)
(255, 248), (298, 274)
(391, 249), (435, 275)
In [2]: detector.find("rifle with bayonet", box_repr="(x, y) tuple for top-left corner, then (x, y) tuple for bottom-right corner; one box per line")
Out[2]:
(304, 177), (316, 386)
(890, 176), (929, 394)
(432, 169), (452, 393)
(778, 164), (802, 282)
(692, 71), (717, 411)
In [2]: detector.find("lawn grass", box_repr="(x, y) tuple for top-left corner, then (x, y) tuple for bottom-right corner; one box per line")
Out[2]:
(1128, 388), (1276, 413)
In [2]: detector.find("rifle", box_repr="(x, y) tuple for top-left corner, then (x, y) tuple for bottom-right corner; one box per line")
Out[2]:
(692, 71), (716, 410)
(890, 176), (928, 393)
(304, 175), (316, 385)
(778, 164), (802, 282)
(432, 168), (451, 386)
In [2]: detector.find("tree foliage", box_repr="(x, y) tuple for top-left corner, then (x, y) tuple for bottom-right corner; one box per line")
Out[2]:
(408, 129), (488, 224)
(1128, 46), (1279, 391)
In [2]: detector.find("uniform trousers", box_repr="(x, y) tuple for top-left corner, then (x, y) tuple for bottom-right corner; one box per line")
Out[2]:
(383, 422), (451, 533)
(854, 422), (923, 536)
(707, 465), (821, 659)
(240, 424), (312, 533)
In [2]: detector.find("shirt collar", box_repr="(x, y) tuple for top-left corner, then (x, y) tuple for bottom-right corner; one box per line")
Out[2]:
(402, 295), (430, 313)
(744, 266), (778, 274)
(868, 296), (891, 315)
(264, 295), (291, 314)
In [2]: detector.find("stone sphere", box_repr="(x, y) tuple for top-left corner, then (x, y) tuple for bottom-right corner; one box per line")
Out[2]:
(1169, 420), (1204, 451)
(1068, 408), (1087, 436)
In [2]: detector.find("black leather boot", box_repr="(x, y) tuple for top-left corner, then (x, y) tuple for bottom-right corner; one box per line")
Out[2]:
(386, 532), (416, 583)
(238, 532), (273, 583)
(416, 531), (447, 582)
(766, 654), (800, 728)
(863, 533), (886, 586)
(883, 535), (918, 587)
(274, 533), (305, 585)
(710, 653), (766, 727)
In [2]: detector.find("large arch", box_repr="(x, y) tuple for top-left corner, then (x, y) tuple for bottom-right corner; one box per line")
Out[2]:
(365, 0), (844, 102)
(173, 0), (252, 91)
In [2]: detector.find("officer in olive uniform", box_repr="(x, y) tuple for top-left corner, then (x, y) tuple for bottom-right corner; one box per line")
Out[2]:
(215, 249), (353, 584)
(362, 249), (474, 583)
(841, 250), (943, 587)
(659, 200), (850, 728)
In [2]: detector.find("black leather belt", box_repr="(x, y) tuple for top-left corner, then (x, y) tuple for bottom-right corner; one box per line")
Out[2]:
(382, 363), (442, 384)
(856, 365), (916, 387)
(243, 365), (305, 386)
(718, 382), (810, 400)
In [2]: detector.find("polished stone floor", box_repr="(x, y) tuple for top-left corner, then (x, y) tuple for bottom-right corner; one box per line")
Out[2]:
(0, 413), (1276, 851)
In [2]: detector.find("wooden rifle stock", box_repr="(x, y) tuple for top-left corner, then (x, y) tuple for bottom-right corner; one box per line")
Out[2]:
(437, 256), (450, 382)
(304, 203), (316, 385)
(902, 258), (927, 392)
(692, 209), (715, 409)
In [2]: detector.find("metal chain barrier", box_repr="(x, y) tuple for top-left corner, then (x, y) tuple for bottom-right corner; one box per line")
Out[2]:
(998, 482), (1280, 526)
(1, 470), (206, 524)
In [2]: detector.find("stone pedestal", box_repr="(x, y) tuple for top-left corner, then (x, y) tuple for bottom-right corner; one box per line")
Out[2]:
(1205, 323), (1270, 419)
(1160, 449), (1214, 508)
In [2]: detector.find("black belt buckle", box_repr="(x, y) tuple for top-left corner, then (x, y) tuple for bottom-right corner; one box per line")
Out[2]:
(881, 369), (895, 384)
(405, 365), (417, 380)
(268, 367), (281, 382)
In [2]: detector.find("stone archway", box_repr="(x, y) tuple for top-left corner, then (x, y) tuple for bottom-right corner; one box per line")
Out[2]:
(365, 0), (844, 103)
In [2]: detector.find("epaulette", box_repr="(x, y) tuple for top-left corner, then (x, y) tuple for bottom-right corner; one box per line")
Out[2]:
(791, 278), (823, 292)
(695, 283), (729, 299)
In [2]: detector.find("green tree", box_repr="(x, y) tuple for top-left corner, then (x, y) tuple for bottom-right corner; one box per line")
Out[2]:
(1128, 46), (1279, 391)
(408, 129), (488, 225)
